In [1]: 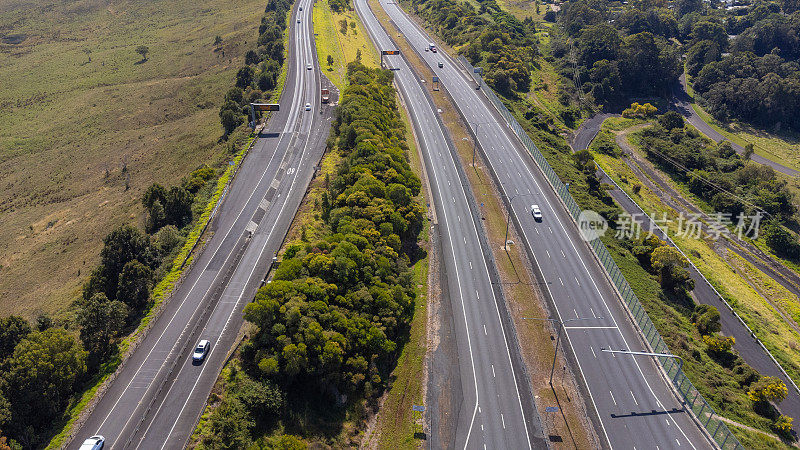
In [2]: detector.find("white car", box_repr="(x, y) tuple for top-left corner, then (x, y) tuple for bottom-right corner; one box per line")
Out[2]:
(297, 18), (301, 23)
(299, 5), (303, 10)
(305, 103), (311, 111)
(531, 204), (542, 221)
(192, 340), (210, 362)
(306, 63), (312, 70)
(80, 435), (105, 450)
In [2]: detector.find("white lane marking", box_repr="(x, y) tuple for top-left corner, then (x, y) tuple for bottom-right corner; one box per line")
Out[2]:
(564, 326), (618, 330)
(575, 276), (580, 286)
(484, 324), (487, 335)
(491, 364), (496, 377)
(535, 228), (539, 235)
(458, 215), (461, 222)
(676, 439), (681, 446)
(590, 346), (597, 358)
(546, 250), (551, 258)
(590, 307), (596, 318)
(609, 391), (617, 406)
(154, 13), (318, 444)
(96, 84), (294, 435)
(469, 261), (473, 269)
(476, 290), (480, 299)
(558, 277), (563, 286)
(464, 237), (467, 245)
(573, 308), (578, 318)
(501, 413), (506, 429)
(548, 226), (552, 233)
(631, 391), (639, 406)
(561, 249), (566, 258)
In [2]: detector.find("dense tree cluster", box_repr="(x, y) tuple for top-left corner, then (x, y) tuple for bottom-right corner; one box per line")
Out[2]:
(407, 0), (537, 94)
(556, 0), (681, 108)
(693, 52), (800, 132)
(219, 0), (291, 135)
(0, 323), (87, 448)
(637, 114), (795, 222)
(241, 63), (423, 403)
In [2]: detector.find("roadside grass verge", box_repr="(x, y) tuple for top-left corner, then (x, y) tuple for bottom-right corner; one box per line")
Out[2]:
(312, 0), (378, 90)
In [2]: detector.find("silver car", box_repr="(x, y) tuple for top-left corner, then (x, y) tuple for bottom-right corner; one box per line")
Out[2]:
(79, 435), (105, 450)
(530, 204), (542, 221)
(192, 340), (210, 363)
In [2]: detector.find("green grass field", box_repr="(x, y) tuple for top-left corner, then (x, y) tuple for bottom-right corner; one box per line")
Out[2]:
(312, 0), (378, 90)
(0, 0), (263, 320)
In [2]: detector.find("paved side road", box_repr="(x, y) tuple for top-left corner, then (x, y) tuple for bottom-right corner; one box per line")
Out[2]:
(671, 74), (799, 177)
(572, 120), (800, 433)
(68, 0), (331, 447)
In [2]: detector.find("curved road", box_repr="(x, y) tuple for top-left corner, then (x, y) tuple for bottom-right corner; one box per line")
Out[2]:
(372, 2), (717, 448)
(572, 121), (800, 432)
(69, 0), (330, 447)
(671, 74), (799, 177)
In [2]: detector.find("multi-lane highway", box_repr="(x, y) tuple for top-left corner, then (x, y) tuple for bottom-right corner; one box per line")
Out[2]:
(366, 1), (717, 448)
(356, 1), (545, 447)
(69, 0), (329, 447)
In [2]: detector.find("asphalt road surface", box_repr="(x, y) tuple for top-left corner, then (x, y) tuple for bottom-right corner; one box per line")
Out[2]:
(356, 1), (547, 448)
(373, 2), (716, 448)
(69, 0), (330, 447)
(672, 74), (799, 177)
(571, 121), (800, 432)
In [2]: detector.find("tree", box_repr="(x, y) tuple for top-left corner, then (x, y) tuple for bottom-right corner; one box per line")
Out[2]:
(748, 376), (788, 403)
(236, 66), (254, 89)
(214, 35), (223, 46)
(220, 108), (242, 136)
(685, 40), (720, 77)
(743, 143), (755, 161)
(339, 19), (348, 35)
(205, 397), (252, 449)
(78, 293), (128, 360)
(327, 54), (334, 67)
(356, 48), (362, 62)
(164, 186), (193, 228)
(658, 111), (684, 130)
(650, 245), (694, 292)
(2, 329), (86, 438)
(236, 377), (283, 419)
(272, 435), (307, 449)
(693, 304), (721, 335)
(135, 45), (149, 62)
(0, 316), (31, 361)
(116, 260), (153, 310)
(702, 334), (734, 354)
(762, 220), (800, 259)
(96, 225), (153, 300)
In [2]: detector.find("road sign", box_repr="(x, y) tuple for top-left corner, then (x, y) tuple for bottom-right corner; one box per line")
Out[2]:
(251, 103), (280, 111)
(381, 50), (400, 55)
(412, 405), (425, 412)
(432, 76), (439, 82)
(473, 67), (483, 74)
(545, 406), (559, 413)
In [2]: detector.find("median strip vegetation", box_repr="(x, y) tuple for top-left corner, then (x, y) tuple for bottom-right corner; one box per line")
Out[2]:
(191, 62), (427, 448)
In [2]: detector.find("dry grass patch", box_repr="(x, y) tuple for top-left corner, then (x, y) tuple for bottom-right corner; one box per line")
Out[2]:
(0, 0), (264, 319)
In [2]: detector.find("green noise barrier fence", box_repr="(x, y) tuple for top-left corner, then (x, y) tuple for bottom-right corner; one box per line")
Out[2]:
(459, 55), (743, 449)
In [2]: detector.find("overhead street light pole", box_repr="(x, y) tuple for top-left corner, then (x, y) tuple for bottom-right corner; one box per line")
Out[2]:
(524, 315), (604, 385)
(600, 348), (684, 384)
